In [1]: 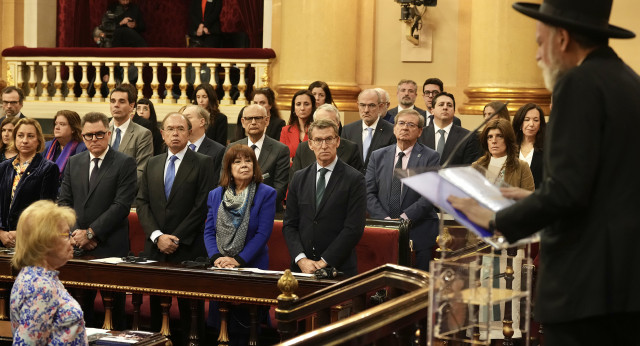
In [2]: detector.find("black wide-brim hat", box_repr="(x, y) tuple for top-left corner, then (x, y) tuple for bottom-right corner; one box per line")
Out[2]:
(513, 0), (635, 39)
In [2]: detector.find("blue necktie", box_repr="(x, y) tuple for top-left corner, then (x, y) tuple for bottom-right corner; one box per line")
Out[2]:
(112, 128), (122, 151)
(388, 152), (405, 218)
(189, 143), (196, 151)
(164, 155), (178, 199)
(363, 127), (373, 160)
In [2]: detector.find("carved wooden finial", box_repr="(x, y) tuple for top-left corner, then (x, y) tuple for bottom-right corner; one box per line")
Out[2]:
(277, 269), (299, 301)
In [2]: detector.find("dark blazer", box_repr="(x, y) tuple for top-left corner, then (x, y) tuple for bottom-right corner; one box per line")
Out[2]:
(341, 119), (396, 174)
(227, 136), (289, 209)
(132, 115), (164, 156)
(58, 149), (137, 257)
(206, 112), (228, 146)
(283, 159), (366, 277)
(136, 149), (215, 263)
(419, 124), (480, 166)
(0, 153), (59, 231)
(366, 143), (440, 252)
(383, 106), (427, 123)
(188, 0), (223, 36)
(110, 121), (153, 181)
(195, 136), (225, 185)
(497, 47), (640, 323)
(291, 138), (362, 174)
(204, 183), (277, 269)
(234, 109), (286, 142)
(529, 148), (543, 190)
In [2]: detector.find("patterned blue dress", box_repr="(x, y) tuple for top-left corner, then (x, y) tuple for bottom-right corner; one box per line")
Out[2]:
(10, 266), (87, 345)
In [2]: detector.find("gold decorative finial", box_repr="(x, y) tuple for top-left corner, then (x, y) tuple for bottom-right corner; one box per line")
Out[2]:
(277, 269), (298, 301)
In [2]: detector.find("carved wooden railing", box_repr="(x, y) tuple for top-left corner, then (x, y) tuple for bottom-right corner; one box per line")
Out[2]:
(1, 47), (275, 106)
(275, 264), (430, 345)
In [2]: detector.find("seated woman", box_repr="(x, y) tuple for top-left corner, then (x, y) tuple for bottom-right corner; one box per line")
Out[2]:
(0, 118), (59, 247)
(472, 118), (534, 191)
(280, 90), (316, 165)
(234, 87), (286, 141)
(204, 144), (276, 269)
(308, 81), (335, 107)
(43, 110), (86, 177)
(195, 83), (228, 145)
(10, 200), (86, 344)
(134, 98), (165, 155)
(512, 103), (546, 189)
(483, 101), (511, 121)
(0, 117), (19, 162)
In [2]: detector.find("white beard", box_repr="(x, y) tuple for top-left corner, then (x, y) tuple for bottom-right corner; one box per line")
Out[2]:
(538, 41), (568, 92)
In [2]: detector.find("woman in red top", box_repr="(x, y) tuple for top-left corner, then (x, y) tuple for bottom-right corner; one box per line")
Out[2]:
(280, 90), (316, 164)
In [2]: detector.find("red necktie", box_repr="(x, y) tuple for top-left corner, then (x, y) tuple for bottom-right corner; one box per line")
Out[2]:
(201, 0), (207, 22)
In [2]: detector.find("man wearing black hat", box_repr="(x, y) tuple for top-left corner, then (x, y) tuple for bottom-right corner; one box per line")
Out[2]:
(449, 1), (640, 345)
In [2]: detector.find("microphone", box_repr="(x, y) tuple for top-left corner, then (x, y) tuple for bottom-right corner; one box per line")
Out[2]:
(441, 102), (509, 169)
(314, 266), (343, 279)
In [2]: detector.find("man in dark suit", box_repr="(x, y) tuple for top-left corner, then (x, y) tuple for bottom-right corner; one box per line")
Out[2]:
(292, 104), (362, 173)
(58, 111), (137, 328)
(227, 104), (289, 211)
(0, 86), (27, 122)
(341, 89), (396, 174)
(421, 78), (461, 127)
(136, 112), (215, 336)
(284, 119), (366, 277)
(366, 109), (440, 271)
(383, 79), (426, 123)
(419, 92), (480, 165)
(183, 105), (225, 185)
(109, 85), (153, 181)
(449, 1), (640, 344)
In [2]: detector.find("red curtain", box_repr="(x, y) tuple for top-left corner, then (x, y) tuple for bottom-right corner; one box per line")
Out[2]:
(237, 0), (263, 48)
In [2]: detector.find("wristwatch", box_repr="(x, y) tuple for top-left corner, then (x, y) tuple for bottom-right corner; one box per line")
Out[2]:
(86, 229), (94, 240)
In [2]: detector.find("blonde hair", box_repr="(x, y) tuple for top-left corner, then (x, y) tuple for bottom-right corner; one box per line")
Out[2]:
(13, 118), (46, 153)
(12, 200), (75, 270)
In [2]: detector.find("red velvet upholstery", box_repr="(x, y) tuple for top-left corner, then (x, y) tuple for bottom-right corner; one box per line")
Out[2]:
(267, 221), (290, 271)
(128, 211), (145, 256)
(1, 46), (276, 59)
(219, 0), (243, 33)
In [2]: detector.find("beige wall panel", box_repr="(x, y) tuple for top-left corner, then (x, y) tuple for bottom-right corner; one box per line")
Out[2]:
(610, 1), (640, 73)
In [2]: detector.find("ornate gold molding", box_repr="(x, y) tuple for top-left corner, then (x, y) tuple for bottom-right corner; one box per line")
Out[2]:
(460, 87), (551, 116)
(274, 84), (361, 112)
(58, 280), (278, 305)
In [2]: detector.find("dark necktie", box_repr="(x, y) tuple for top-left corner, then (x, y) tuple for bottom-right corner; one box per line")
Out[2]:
(189, 143), (196, 151)
(388, 152), (405, 218)
(89, 158), (100, 190)
(428, 115), (434, 127)
(436, 129), (446, 156)
(316, 168), (329, 207)
(112, 128), (122, 151)
(165, 155), (178, 199)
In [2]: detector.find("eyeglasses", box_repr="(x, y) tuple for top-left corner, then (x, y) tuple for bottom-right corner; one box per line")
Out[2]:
(397, 121), (419, 129)
(310, 136), (338, 146)
(358, 103), (379, 109)
(423, 90), (440, 96)
(2, 101), (19, 106)
(243, 116), (265, 123)
(82, 132), (106, 140)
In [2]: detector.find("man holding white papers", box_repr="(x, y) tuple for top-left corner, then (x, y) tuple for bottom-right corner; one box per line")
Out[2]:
(366, 109), (440, 271)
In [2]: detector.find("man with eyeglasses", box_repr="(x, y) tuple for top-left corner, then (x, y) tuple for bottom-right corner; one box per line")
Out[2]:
(58, 111), (137, 329)
(421, 78), (461, 127)
(383, 79), (426, 124)
(182, 105), (225, 185)
(1, 86), (27, 122)
(292, 104), (362, 174)
(366, 109), (440, 271)
(227, 104), (289, 211)
(136, 112), (215, 336)
(341, 89), (396, 174)
(419, 92), (480, 165)
(284, 119), (366, 277)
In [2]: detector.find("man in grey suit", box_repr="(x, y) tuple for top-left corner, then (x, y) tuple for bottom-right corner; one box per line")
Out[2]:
(284, 119), (366, 277)
(292, 104), (362, 173)
(136, 112), (215, 336)
(109, 85), (153, 181)
(419, 92), (480, 165)
(366, 109), (440, 271)
(58, 111), (137, 328)
(342, 89), (396, 174)
(183, 105), (225, 185)
(227, 104), (289, 211)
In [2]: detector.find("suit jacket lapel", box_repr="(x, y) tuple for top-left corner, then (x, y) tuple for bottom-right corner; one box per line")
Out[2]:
(367, 119), (387, 161)
(86, 150), (114, 200)
(402, 145), (423, 202)
(353, 121), (364, 160)
(442, 126), (460, 161)
(316, 160), (343, 215)
(383, 146), (396, 207)
(424, 125), (436, 149)
(198, 139), (210, 154)
(168, 150), (193, 203)
(119, 124), (134, 151)
(259, 137), (272, 167)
